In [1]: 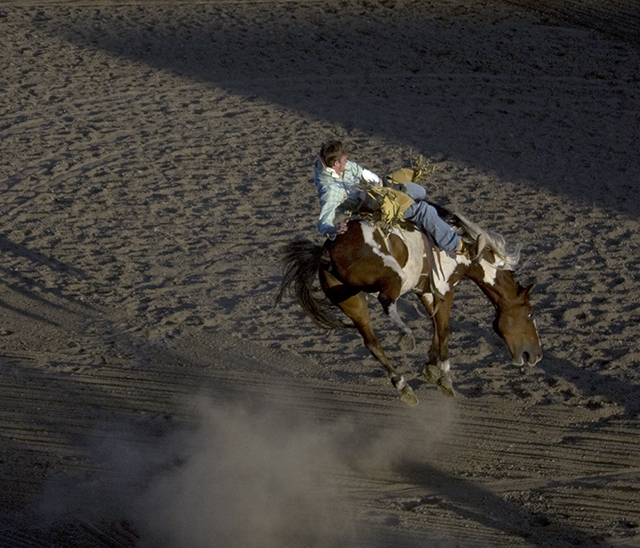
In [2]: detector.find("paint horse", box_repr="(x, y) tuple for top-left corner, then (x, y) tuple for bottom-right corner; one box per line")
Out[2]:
(277, 205), (542, 406)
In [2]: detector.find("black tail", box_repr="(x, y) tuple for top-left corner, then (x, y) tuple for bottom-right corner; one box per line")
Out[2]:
(276, 239), (343, 330)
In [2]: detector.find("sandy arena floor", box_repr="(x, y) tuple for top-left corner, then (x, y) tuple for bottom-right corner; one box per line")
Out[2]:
(1, 1), (639, 546)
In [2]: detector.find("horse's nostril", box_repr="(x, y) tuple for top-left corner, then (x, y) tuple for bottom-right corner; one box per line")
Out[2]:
(522, 351), (531, 364)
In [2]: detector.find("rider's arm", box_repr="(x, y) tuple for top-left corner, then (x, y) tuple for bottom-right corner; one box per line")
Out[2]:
(316, 183), (347, 236)
(314, 160), (347, 235)
(344, 160), (382, 186)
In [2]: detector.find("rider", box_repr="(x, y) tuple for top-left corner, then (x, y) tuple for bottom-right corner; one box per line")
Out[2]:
(313, 140), (484, 255)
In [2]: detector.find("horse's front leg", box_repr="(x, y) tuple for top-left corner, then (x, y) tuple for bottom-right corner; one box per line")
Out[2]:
(418, 291), (456, 397)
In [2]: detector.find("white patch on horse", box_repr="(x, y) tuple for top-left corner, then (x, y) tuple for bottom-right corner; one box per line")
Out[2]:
(361, 224), (407, 284)
(432, 252), (469, 295)
(479, 258), (499, 285)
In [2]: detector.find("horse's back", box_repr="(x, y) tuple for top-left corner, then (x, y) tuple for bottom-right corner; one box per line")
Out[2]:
(328, 221), (426, 296)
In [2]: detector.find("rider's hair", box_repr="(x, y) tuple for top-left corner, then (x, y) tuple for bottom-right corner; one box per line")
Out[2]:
(320, 140), (347, 168)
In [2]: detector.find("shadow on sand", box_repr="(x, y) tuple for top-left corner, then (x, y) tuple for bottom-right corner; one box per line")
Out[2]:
(36, 1), (640, 218)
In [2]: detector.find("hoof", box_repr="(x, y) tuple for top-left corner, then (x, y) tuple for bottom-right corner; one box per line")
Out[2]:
(392, 375), (418, 407)
(399, 333), (416, 353)
(400, 386), (419, 407)
(437, 376), (456, 397)
(423, 365), (441, 385)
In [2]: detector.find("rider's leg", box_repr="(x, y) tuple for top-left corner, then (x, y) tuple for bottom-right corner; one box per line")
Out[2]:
(387, 180), (427, 202)
(403, 201), (461, 252)
(402, 182), (427, 202)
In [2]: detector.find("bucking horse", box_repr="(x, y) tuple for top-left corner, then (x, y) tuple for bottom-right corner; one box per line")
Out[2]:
(277, 204), (542, 406)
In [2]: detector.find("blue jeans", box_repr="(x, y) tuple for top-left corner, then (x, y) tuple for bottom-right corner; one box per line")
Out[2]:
(402, 183), (461, 252)
(403, 182), (427, 202)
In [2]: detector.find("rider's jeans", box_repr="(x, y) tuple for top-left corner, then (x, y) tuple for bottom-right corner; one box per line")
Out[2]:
(403, 187), (461, 252)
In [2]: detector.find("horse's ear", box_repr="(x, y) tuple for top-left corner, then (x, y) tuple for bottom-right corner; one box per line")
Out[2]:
(522, 282), (535, 296)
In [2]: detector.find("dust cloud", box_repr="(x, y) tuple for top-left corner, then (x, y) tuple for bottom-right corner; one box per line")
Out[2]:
(130, 395), (456, 548)
(40, 391), (456, 548)
(133, 399), (359, 548)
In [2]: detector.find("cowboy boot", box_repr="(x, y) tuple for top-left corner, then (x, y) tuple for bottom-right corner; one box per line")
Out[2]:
(458, 233), (487, 260)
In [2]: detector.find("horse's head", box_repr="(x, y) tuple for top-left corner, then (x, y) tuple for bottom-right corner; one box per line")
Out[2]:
(492, 282), (542, 366)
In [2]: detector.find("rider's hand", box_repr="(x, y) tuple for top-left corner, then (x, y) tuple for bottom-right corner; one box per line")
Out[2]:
(333, 222), (348, 235)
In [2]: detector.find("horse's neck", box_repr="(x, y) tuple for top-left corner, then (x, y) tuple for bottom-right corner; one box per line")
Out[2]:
(466, 261), (517, 308)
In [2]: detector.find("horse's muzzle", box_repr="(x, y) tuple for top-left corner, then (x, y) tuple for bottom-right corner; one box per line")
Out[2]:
(512, 346), (543, 366)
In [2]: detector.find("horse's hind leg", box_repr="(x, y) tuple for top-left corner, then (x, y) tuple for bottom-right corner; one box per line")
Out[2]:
(350, 296), (417, 406)
(322, 272), (417, 406)
(338, 293), (418, 406)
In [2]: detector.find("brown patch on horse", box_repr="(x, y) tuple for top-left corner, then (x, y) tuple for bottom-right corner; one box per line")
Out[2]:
(371, 229), (409, 268)
(328, 222), (404, 292)
(320, 267), (361, 307)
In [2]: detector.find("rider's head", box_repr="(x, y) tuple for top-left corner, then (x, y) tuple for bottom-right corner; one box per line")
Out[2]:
(320, 140), (347, 170)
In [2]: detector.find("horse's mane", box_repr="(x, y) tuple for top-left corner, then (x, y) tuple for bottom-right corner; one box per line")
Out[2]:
(433, 203), (522, 270)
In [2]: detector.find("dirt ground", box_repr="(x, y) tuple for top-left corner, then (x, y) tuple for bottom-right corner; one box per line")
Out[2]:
(1, 0), (639, 546)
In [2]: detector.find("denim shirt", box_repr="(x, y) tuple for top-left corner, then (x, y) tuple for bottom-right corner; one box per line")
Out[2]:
(313, 159), (380, 235)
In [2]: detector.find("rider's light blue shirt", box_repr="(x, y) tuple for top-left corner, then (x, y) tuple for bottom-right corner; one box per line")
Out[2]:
(313, 159), (380, 235)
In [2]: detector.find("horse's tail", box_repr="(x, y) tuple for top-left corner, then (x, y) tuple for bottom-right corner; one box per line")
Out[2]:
(276, 239), (343, 330)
